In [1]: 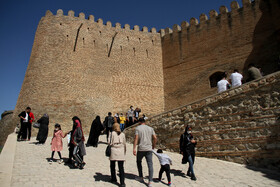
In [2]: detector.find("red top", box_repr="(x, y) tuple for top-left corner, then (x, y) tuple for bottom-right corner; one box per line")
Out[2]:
(29, 112), (35, 123)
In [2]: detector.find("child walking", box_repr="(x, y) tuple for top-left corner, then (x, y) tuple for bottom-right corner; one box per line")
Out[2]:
(153, 149), (172, 186)
(50, 124), (67, 164)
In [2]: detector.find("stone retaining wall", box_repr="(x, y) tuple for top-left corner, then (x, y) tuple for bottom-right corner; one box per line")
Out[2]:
(125, 71), (280, 170)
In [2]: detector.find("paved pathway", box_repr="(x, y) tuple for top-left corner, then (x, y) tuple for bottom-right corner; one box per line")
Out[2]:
(1, 133), (280, 187)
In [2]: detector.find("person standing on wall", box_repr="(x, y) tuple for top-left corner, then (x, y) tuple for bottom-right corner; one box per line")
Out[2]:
(27, 108), (35, 141)
(103, 112), (114, 143)
(217, 72), (230, 93)
(109, 123), (126, 187)
(229, 69), (243, 88)
(133, 117), (157, 187)
(180, 125), (197, 181)
(127, 106), (134, 127)
(247, 63), (262, 82)
(17, 107), (31, 141)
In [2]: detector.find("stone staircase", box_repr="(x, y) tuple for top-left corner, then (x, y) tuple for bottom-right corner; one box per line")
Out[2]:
(125, 71), (280, 170)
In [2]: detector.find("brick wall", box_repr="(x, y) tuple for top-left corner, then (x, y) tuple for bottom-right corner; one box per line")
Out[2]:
(162, 0), (280, 111)
(12, 10), (164, 133)
(125, 71), (280, 170)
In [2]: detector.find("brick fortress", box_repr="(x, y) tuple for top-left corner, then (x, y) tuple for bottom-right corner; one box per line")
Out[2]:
(13, 0), (280, 133)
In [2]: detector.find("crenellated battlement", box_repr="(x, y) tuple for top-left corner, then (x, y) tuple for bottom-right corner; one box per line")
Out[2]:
(13, 0), (279, 142)
(160, 0), (264, 37)
(44, 9), (159, 35)
(44, 0), (269, 38)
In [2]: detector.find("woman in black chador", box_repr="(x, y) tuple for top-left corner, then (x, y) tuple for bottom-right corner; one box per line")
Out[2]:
(36, 114), (49, 144)
(87, 116), (104, 147)
(180, 125), (197, 181)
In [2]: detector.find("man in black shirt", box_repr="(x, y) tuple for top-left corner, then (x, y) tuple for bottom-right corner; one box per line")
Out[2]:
(17, 107), (31, 141)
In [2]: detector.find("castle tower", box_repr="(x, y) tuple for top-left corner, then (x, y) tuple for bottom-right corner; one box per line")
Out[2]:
(13, 10), (164, 132)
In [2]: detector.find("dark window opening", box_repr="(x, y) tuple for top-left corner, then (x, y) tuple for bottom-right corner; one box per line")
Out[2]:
(127, 36), (129, 42)
(209, 71), (225, 88)
(133, 47), (135, 56)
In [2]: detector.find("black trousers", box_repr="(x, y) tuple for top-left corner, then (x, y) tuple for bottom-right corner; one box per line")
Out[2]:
(106, 128), (112, 142)
(27, 122), (31, 139)
(110, 160), (125, 185)
(159, 164), (171, 183)
(17, 122), (28, 140)
(128, 117), (133, 127)
(68, 143), (74, 160)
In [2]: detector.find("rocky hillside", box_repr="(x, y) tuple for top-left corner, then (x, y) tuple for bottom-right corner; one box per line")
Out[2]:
(0, 110), (14, 152)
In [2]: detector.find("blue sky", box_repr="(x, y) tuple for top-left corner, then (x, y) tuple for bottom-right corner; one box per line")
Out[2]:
(0, 0), (243, 115)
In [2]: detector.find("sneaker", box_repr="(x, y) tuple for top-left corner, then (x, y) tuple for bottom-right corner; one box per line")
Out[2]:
(58, 159), (63, 164)
(49, 159), (53, 164)
(191, 175), (197, 181)
(168, 182), (172, 186)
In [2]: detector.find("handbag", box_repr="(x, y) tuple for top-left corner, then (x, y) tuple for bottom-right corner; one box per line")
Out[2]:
(105, 132), (112, 157)
(33, 122), (40, 128)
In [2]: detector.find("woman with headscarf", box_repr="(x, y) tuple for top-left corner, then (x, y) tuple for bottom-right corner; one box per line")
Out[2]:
(109, 123), (126, 187)
(87, 116), (104, 147)
(179, 125), (197, 181)
(71, 116), (86, 169)
(36, 114), (49, 144)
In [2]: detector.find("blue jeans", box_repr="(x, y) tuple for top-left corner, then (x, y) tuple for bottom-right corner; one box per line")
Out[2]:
(120, 123), (125, 131)
(136, 151), (153, 182)
(187, 155), (195, 176)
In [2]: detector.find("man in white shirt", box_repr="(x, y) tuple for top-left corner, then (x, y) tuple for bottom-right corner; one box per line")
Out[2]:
(229, 69), (243, 88)
(127, 106), (134, 127)
(217, 73), (230, 93)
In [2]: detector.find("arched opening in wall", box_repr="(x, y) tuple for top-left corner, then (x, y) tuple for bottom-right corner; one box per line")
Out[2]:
(93, 40), (96, 47)
(146, 49), (149, 58)
(152, 40), (154, 45)
(60, 23), (62, 26)
(133, 47), (135, 56)
(99, 31), (102, 35)
(66, 35), (69, 38)
(209, 71), (225, 88)
(120, 46), (122, 55)
(139, 38), (141, 43)
(127, 36), (129, 42)
(87, 27), (90, 31)
(83, 38), (85, 45)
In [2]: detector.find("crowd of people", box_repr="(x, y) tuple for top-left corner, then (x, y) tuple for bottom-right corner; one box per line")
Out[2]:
(16, 105), (197, 187)
(217, 64), (263, 93)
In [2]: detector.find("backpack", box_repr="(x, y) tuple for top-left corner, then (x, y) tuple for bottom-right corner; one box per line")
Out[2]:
(107, 116), (114, 128)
